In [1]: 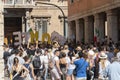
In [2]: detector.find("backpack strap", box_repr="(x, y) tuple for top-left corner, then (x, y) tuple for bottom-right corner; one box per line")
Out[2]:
(75, 59), (86, 72)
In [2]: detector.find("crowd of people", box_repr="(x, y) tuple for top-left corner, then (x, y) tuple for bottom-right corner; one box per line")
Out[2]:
(3, 37), (120, 80)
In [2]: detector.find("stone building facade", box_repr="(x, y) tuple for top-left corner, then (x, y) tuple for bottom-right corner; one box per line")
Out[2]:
(68, 0), (120, 43)
(0, 0), (68, 45)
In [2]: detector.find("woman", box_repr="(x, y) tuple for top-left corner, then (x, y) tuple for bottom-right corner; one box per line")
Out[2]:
(11, 57), (29, 80)
(59, 52), (67, 80)
(98, 52), (110, 79)
(66, 51), (76, 80)
(23, 56), (36, 80)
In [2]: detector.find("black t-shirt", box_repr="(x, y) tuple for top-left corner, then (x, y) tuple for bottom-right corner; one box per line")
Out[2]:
(27, 49), (36, 57)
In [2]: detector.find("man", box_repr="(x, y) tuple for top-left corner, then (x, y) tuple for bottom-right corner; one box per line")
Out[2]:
(50, 50), (62, 80)
(3, 45), (11, 69)
(74, 52), (89, 80)
(105, 52), (120, 80)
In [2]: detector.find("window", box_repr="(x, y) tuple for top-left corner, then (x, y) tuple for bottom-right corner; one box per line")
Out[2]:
(36, 19), (48, 40)
(70, 0), (74, 3)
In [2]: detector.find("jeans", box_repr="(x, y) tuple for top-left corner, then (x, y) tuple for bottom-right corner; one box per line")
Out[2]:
(43, 68), (48, 80)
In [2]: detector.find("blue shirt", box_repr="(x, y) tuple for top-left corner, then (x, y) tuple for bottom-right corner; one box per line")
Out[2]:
(74, 58), (89, 78)
(105, 61), (120, 80)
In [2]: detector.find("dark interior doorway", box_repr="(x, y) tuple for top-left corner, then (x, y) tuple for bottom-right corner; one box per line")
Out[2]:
(4, 17), (22, 45)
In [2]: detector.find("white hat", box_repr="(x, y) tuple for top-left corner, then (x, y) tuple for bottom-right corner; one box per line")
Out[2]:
(88, 50), (95, 55)
(99, 52), (107, 59)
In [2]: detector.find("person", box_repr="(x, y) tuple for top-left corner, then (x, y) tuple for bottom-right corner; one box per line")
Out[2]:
(23, 56), (36, 80)
(11, 57), (29, 80)
(66, 51), (76, 80)
(27, 44), (36, 58)
(50, 50), (62, 80)
(43, 49), (50, 80)
(75, 46), (82, 57)
(74, 52), (89, 80)
(105, 52), (120, 80)
(32, 48), (45, 80)
(59, 52), (67, 80)
(87, 50), (96, 80)
(3, 45), (11, 77)
(98, 51), (110, 79)
(7, 49), (25, 73)
(62, 45), (69, 56)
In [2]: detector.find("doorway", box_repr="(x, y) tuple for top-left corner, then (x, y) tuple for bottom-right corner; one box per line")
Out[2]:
(4, 17), (22, 45)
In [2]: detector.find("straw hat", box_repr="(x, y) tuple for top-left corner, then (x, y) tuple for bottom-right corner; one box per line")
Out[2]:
(76, 46), (82, 51)
(88, 50), (95, 55)
(99, 52), (107, 59)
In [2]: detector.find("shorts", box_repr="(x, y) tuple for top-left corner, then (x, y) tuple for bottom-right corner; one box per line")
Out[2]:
(75, 77), (86, 80)
(67, 69), (74, 76)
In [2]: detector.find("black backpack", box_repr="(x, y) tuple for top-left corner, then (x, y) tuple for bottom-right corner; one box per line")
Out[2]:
(32, 56), (41, 69)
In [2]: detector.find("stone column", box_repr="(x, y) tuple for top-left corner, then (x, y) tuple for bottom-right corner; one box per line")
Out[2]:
(26, 10), (31, 32)
(0, 1), (4, 46)
(106, 10), (118, 42)
(75, 19), (80, 42)
(84, 17), (89, 43)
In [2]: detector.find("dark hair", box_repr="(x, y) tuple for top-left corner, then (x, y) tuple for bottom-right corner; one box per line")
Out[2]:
(68, 51), (74, 61)
(36, 48), (42, 54)
(14, 49), (20, 55)
(54, 50), (60, 54)
(61, 52), (66, 57)
(23, 56), (29, 62)
(13, 57), (19, 65)
(78, 52), (83, 58)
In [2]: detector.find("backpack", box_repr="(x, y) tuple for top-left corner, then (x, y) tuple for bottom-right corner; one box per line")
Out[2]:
(32, 56), (41, 69)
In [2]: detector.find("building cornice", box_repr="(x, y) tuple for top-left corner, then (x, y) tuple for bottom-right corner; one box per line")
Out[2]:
(68, 1), (120, 21)
(33, 6), (68, 10)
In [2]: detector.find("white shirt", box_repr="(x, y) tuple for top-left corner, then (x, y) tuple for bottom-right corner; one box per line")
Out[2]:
(66, 57), (76, 69)
(40, 55), (44, 69)
(99, 60), (110, 78)
(43, 55), (49, 68)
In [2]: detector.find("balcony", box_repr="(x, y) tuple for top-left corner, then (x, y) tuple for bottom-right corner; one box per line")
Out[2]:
(2, 0), (35, 8)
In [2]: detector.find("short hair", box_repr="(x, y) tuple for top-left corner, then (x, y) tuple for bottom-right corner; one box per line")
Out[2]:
(78, 52), (83, 58)
(54, 50), (60, 54)
(61, 52), (66, 57)
(23, 56), (29, 62)
(14, 49), (20, 55)
(36, 48), (42, 54)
